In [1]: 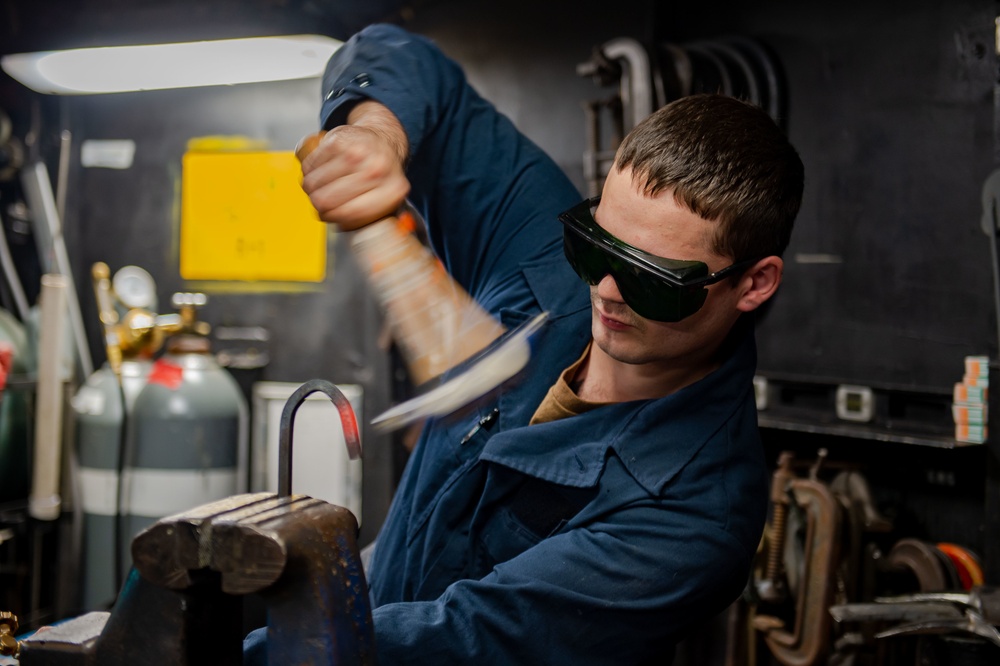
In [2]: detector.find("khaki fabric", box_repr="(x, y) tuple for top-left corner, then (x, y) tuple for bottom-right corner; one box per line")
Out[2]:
(529, 342), (611, 425)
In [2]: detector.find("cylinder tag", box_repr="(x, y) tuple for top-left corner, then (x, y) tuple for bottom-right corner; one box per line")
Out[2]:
(147, 359), (184, 390)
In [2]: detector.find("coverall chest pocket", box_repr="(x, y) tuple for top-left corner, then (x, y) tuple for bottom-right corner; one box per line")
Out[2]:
(476, 475), (597, 570)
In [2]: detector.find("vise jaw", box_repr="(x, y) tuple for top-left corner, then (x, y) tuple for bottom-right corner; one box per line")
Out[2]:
(17, 492), (377, 666)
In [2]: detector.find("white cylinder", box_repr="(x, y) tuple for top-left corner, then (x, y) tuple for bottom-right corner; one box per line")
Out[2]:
(30, 273), (68, 520)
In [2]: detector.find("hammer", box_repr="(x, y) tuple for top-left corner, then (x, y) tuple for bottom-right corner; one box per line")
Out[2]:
(296, 132), (546, 431)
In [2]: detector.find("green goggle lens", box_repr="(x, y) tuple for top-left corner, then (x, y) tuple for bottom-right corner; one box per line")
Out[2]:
(561, 227), (707, 322)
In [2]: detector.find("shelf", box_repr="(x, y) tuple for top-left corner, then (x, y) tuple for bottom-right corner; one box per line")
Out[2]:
(754, 375), (980, 449)
(758, 414), (979, 449)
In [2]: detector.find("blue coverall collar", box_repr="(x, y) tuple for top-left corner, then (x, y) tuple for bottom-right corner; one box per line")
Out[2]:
(483, 315), (758, 495)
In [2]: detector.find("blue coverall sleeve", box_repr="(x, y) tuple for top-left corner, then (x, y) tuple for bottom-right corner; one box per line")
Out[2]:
(320, 23), (582, 311)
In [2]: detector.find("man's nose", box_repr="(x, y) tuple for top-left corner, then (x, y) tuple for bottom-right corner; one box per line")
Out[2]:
(595, 273), (624, 302)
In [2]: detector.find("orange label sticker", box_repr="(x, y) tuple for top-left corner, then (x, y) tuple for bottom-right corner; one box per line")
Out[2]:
(148, 359), (184, 390)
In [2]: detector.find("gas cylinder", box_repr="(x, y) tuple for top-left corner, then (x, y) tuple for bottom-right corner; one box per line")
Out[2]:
(0, 306), (33, 503)
(73, 359), (150, 609)
(121, 294), (247, 581)
(73, 263), (161, 609)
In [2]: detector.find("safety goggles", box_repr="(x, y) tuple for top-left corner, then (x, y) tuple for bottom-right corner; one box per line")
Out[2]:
(558, 197), (759, 322)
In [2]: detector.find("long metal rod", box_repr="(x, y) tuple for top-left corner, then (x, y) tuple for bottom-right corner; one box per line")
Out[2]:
(55, 129), (71, 224)
(0, 219), (30, 319)
(278, 379), (361, 497)
(21, 161), (93, 378)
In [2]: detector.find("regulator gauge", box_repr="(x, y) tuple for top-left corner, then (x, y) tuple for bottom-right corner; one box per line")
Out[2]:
(112, 265), (157, 310)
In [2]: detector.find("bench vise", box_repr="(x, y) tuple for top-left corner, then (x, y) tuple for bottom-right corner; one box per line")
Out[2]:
(16, 491), (375, 665)
(10, 380), (375, 666)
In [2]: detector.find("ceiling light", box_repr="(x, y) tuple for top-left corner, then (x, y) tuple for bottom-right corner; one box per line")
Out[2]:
(1, 35), (342, 95)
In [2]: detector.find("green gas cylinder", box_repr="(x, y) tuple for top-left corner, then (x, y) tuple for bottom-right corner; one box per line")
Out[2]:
(122, 328), (247, 581)
(0, 307), (32, 503)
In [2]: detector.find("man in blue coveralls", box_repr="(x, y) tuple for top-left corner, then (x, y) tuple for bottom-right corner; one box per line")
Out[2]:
(247, 22), (803, 665)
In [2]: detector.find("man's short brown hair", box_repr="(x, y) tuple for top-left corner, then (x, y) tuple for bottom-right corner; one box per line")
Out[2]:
(614, 94), (804, 262)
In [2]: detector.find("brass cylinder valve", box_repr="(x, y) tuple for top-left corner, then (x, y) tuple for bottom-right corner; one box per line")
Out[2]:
(90, 264), (213, 378)
(170, 292), (211, 337)
(92, 262), (168, 376)
(0, 611), (19, 657)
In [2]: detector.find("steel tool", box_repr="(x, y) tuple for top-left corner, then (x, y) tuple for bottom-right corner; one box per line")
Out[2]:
(831, 587), (1000, 649)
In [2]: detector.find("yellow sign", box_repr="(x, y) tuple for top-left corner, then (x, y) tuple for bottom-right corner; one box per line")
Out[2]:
(180, 150), (326, 282)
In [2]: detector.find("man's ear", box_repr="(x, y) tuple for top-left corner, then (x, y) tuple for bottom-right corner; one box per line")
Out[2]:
(736, 256), (783, 313)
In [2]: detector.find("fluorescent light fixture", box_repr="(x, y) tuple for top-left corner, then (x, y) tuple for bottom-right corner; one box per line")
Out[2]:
(1, 34), (342, 95)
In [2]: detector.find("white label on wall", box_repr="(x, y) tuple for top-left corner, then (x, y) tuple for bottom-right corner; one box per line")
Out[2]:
(81, 140), (136, 169)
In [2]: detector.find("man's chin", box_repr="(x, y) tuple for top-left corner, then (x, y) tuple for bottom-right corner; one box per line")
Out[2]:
(592, 325), (647, 366)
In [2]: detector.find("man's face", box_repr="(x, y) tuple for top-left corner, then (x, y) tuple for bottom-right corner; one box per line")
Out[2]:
(589, 167), (746, 370)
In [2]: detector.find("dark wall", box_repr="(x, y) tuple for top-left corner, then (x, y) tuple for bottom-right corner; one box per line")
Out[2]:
(648, 0), (998, 576)
(657, 1), (997, 393)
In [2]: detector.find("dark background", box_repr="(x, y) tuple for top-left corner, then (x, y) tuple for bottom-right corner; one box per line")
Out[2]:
(1, 0), (998, 610)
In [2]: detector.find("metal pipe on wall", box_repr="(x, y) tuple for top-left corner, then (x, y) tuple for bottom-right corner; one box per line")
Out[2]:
(599, 38), (655, 134)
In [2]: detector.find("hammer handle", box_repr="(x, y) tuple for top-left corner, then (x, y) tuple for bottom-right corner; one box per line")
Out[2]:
(293, 131), (326, 164)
